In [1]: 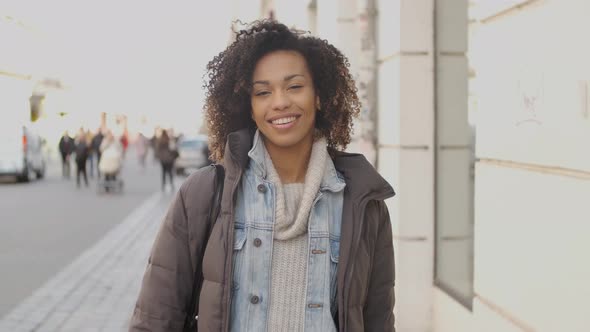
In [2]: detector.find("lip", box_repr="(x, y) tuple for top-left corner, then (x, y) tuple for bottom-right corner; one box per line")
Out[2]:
(266, 113), (302, 123)
(267, 113), (301, 130)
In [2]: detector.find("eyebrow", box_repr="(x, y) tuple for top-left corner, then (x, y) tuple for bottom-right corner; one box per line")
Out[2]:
(252, 74), (305, 86)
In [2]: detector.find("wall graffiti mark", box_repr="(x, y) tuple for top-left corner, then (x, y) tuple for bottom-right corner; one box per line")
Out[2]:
(515, 75), (544, 126)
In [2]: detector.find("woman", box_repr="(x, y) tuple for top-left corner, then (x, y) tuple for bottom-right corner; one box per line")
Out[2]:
(130, 20), (395, 332)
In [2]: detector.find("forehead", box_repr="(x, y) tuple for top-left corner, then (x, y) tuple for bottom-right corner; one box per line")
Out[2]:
(252, 50), (311, 79)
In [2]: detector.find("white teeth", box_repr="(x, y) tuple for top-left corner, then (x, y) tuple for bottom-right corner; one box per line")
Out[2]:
(271, 116), (297, 125)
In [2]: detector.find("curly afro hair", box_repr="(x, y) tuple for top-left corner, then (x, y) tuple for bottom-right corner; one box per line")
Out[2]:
(204, 20), (360, 162)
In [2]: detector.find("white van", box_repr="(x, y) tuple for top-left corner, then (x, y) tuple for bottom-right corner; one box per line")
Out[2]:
(0, 124), (45, 182)
(0, 76), (46, 182)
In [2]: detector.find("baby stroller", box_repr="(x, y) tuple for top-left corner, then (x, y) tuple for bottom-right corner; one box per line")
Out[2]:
(98, 140), (124, 193)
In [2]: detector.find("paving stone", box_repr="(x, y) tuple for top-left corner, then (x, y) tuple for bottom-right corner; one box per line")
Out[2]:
(0, 193), (168, 331)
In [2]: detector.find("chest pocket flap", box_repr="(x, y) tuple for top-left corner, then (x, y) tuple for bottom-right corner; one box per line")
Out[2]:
(330, 239), (340, 263)
(234, 227), (247, 250)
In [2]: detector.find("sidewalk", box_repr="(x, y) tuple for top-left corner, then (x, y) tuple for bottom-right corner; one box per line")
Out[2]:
(0, 191), (172, 332)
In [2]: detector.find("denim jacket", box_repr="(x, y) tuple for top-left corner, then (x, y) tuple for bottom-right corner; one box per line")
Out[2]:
(229, 134), (346, 331)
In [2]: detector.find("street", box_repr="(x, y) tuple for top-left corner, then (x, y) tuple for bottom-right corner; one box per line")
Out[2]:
(0, 150), (172, 317)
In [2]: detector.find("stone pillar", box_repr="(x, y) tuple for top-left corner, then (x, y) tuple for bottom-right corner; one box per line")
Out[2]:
(315, 0), (381, 163)
(377, 2), (436, 329)
(274, 0), (308, 29)
(377, 0), (468, 331)
(352, 0), (378, 165)
(316, 0), (339, 43)
(315, 0), (359, 70)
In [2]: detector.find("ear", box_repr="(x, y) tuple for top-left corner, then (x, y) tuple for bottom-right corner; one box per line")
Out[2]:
(315, 95), (321, 111)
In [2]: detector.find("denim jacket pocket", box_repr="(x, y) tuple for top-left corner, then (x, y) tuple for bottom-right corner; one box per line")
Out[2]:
(233, 227), (247, 250)
(329, 238), (340, 263)
(232, 227), (247, 293)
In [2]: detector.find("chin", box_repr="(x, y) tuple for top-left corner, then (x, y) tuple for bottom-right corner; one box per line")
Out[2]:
(265, 136), (300, 148)
(262, 131), (309, 149)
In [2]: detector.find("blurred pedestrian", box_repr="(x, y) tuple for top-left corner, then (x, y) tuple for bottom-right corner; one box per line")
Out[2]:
(99, 131), (123, 183)
(136, 132), (148, 169)
(74, 128), (90, 187)
(155, 129), (178, 191)
(85, 129), (95, 178)
(58, 131), (74, 178)
(120, 131), (129, 159)
(130, 20), (396, 332)
(149, 127), (161, 164)
(91, 127), (104, 177)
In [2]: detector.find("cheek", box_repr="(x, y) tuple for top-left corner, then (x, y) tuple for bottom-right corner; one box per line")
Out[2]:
(294, 90), (315, 111)
(303, 94), (318, 116)
(251, 104), (267, 127)
(250, 100), (260, 119)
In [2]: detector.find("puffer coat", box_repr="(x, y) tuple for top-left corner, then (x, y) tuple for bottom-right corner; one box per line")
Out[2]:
(129, 128), (396, 331)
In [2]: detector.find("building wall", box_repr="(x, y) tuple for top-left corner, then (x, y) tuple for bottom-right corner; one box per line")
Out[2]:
(0, 14), (40, 78)
(0, 14), (41, 128)
(435, 1), (590, 331)
(234, 0), (590, 331)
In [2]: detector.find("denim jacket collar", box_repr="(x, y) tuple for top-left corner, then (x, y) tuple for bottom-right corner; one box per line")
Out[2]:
(247, 130), (345, 193)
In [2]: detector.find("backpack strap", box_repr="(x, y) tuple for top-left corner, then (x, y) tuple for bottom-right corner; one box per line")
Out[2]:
(183, 164), (225, 331)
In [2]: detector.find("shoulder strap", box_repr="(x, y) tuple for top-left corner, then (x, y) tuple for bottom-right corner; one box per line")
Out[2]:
(183, 164), (225, 331)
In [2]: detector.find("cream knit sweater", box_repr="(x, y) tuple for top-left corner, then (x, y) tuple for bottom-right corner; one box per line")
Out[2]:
(263, 137), (328, 332)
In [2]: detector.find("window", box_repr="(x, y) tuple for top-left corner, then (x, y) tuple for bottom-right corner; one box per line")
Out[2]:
(433, 2), (475, 307)
(433, 100), (476, 308)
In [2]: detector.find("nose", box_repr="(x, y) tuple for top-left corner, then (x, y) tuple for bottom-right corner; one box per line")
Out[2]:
(271, 90), (291, 111)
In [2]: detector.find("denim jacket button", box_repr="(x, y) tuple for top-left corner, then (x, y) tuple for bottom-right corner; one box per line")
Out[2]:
(250, 295), (260, 304)
(257, 184), (267, 193)
(253, 238), (262, 247)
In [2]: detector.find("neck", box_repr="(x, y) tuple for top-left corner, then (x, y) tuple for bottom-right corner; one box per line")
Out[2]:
(264, 136), (313, 184)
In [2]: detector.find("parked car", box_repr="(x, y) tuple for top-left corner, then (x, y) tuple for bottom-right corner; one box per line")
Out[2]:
(0, 123), (46, 182)
(173, 135), (210, 175)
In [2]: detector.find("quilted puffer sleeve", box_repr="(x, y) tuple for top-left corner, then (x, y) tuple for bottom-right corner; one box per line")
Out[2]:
(129, 166), (217, 332)
(363, 200), (396, 332)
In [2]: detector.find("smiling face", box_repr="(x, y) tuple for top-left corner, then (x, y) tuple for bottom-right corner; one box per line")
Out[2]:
(250, 50), (319, 154)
